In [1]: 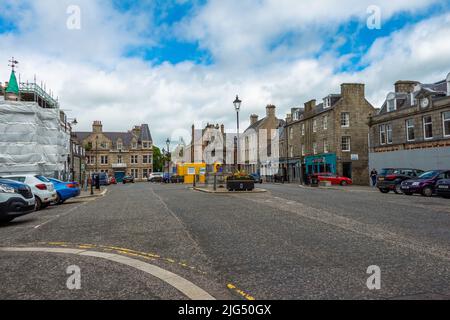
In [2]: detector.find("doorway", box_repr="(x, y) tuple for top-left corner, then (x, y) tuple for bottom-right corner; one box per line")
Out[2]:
(342, 162), (352, 179)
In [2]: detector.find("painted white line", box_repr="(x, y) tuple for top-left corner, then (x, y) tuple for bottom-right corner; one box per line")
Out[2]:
(0, 247), (215, 300)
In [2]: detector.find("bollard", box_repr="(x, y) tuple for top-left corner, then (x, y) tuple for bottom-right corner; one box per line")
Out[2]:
(214, 173), (217, 191)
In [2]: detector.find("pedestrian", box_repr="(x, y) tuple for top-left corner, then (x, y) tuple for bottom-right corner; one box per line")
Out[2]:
(370, 169), (378, 187)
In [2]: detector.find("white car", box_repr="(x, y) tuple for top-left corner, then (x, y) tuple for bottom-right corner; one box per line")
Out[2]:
(1, 175), (57, 210)
(148, 172), (163, 182)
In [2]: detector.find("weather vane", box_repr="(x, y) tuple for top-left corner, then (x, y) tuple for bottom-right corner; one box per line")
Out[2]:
(8, 57), (19, 72)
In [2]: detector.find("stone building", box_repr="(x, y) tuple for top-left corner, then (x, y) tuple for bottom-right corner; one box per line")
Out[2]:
(241, 105), (285, 177)
(368, 73), (450, 171)
(285, 83), (376, 185)
(75, 121), (153, 182)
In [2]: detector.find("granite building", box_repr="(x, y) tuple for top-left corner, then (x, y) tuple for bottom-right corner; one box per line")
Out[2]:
(369, 73), (450, 171)
(285, 83), (376, 185)
(75, 121), (153, 182)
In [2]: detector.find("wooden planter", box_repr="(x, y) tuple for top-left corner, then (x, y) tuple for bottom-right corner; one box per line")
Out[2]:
(226, 179), (255, 191)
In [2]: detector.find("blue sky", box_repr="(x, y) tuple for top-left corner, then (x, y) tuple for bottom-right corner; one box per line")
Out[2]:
(1, 0), (450, 147)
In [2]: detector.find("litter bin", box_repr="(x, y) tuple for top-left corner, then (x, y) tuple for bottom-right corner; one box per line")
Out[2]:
(310, 175), (319, 187)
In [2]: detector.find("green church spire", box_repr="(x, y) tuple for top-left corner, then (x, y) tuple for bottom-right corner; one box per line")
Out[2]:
(6, 70), (19, 94)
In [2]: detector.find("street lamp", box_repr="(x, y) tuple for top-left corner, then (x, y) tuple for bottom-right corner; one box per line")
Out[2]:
(233, 95), (242, 171)
(166, 138), (171, 182)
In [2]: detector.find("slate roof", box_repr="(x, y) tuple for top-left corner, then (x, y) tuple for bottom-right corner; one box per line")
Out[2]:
(74, 124), (152, 147)
(378, 76), (449, 115)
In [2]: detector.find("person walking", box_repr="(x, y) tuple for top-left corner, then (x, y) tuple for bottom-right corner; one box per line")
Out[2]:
(370, 169), (378, 187)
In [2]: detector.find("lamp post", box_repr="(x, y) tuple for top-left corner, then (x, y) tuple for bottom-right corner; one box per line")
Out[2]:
(166, 138), (171, 182)
(233, 95), (242, 171)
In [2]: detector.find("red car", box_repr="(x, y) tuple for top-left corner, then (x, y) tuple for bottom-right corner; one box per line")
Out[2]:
(109, 177), (117, 185)
(314, 173), (353, 186)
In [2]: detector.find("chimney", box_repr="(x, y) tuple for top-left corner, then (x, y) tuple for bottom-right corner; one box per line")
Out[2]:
(304, 100), (316, 114)
(341, 83), (365, 99)
(221, 124), (225, 134)
(266, 105), (276, 117)
(250, 114), (259, 125)
(394, 81), (419, 94)
(92, 121), (103, 133)
(286, 113), (292, 124)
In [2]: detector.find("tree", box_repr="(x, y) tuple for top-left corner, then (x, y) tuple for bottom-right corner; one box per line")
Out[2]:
(153, 146), (164, 172)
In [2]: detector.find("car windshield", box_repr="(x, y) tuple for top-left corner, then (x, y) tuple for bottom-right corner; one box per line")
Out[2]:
(380, 169), (394, 176)
(418, 171), (440, 179)
(50, 178), (63, 183)
(36, 175), (51, 183)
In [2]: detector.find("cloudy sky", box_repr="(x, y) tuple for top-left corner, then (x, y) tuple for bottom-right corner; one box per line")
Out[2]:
(1, 0), (450, 147)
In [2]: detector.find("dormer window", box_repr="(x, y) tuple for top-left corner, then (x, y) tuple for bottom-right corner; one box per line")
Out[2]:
(387, 93), (396, 112)
(323, 97), (331, 109)
(117, 140), (123, 150)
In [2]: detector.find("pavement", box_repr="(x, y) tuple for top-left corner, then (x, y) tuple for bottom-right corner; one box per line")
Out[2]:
(1, 182), (450, 300)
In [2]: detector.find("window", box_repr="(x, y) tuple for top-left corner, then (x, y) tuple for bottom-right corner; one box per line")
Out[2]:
(100, 142), (108, 149)
(406, 119), (415, 141)
(289, 127), (293, 140)
(324, 97), (331, 109)
(100, 156), (108, 165)
(443, 112), (450, 137)
(387, 97), (396, 112)
(313, 120), (317, 133)
(143, 155), (152, 164)
(143, 169), (149, 179)
(323, 115), (328, 130)
(131, 155), (139, 164)
(423, 116), (433, 140)
(132, 141), (137, 149)
(379, 125), (386, 145)
(323, 139), (329, 153)
(301, 124), (305, 136)
(131, 169), (139, 178)
(341, 136), (351, 152)
(117, 155), (123, 164)
(117, 141), (123, 150)
(341, 112), (350, 127)
(143, 141), (151, 149)
(289, 146), (293, 158)
(386, 124), (393, 144)
(313, 142), (318, 155)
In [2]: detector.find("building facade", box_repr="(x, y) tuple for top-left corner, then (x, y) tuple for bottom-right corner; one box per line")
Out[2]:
(369, 74), (450, 171)
(75, 121), (153, 182)
(285, 83), (376, 185)
(241, 105), (285, 177)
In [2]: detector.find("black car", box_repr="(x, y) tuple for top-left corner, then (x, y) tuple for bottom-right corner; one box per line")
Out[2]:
(0, 178), (36, 223)
(436, 179), (450, 198)
(377, 168), (424, 194)
(401, 170), (450, 197)
(122, 176), (135, 184)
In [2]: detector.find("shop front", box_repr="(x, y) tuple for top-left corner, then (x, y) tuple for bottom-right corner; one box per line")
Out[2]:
(305, 153), (337, 176)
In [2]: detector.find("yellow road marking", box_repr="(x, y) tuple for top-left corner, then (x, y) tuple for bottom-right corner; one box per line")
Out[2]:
(227, 283), (256, 301)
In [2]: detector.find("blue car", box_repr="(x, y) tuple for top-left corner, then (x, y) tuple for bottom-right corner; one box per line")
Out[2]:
(48, 178), (81, 204)
(250, 173), (263, 184)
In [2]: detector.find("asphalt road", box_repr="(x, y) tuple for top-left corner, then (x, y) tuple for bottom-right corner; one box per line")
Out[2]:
(1, 182), (450, 300)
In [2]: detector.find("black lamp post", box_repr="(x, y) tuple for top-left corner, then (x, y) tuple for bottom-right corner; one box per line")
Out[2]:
(233, 95), (242, 171)
(166, 138), (171, 182)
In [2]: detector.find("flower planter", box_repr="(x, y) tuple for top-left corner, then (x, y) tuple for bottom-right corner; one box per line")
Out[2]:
(226, 179), (255, 191)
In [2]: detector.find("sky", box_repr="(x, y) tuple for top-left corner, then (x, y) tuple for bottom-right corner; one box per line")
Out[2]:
(1, 0), (450, 148)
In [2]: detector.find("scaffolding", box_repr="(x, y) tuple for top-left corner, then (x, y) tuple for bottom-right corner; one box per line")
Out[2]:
(19, 81), (59, 109)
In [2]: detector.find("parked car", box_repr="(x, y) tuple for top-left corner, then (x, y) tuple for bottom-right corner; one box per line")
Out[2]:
(377, 168), (424, 194)
(400, 170), (450, 197)
(1, 175), (57, 210)
(123, 175), (135, 184)
(48, 178), (81, 204)
(315, 173), (353, 186)
(436, 179), (450, 198)
(148, 172), (163, 183)
(0, 178), (36, 223)
(250, 173), (263, 184)
(170, 175), (184, 183)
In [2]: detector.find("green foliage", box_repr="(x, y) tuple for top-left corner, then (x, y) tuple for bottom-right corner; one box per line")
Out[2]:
(153, 146), (165, 172)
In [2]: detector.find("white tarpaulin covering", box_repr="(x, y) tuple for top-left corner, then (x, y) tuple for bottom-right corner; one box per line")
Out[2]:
(0, 101), (70, 177)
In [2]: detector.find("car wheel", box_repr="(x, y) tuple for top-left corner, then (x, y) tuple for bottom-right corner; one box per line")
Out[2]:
(422, 187), (433, 197)
(55, 193), (62, 204)
(35, 197), (42, 211)
(379, 188), (390, 194)
(41, 203), (50, 209)
(0, 217), (15, 223)
(340, 181), (348, 186)
(394, 184), (403, 195)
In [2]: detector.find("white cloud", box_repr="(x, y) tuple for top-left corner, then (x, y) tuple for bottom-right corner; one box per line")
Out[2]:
(0, 0), (449, 147)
